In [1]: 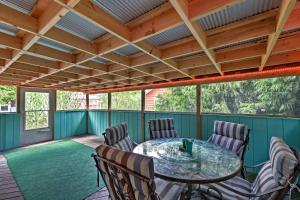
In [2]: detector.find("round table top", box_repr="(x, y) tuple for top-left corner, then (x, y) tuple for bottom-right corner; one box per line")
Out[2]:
(133, 138), (241, 184)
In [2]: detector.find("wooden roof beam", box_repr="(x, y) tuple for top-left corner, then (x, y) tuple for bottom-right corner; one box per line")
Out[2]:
(56, 0), (189, 80)
(260, 0), (297, 71)
(170, 0), (223, 75)
(0, 0), (81, 77)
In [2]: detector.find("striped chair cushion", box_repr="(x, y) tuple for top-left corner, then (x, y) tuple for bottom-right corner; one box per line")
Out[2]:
(208, 134), (244, 156)
(155, 178), (185, 200)
(113, 136), (133, 152)
(214, 120), (248, 141)
(269, 137), (298, 185)
(96, 155), (118, 200)
(104, 123), (134, 152)
(105, 123), (128, 145)
(149, 118), (177, 139)
(251, 161), (280, 200)
(96, 144), (157, 200)
(200, 176), (252, 200)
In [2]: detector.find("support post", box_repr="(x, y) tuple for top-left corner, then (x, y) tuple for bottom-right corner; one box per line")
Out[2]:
(108, 92), (111, 127)
(85, 93), (89, 134)
(141, 89), (145, 142)
(196, 85), (202, 139)
(16, 87), (21, 113)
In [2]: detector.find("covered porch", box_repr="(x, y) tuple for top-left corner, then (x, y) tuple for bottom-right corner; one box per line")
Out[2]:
(0, 0), (300, 199)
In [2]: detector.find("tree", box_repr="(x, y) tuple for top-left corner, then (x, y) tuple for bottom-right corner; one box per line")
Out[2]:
(0, 86), (16, 106)
(154, 76), (300, 115)
(154, 86), (196, 112)
(56, 91), (85, 110)
(111, 91), (141, 110)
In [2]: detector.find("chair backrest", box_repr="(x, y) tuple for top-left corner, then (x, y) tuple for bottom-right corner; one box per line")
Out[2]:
(251, 137), (300, 200)
(148, 118), (177, 139)
(95, 144), (158, 200)
(103, 123), (134, 151)
(208, 120), (249, 159)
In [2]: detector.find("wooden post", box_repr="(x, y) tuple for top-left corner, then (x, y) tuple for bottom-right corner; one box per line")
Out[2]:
(108, 92), (111, 127)
(141, 89), (145, 142)
(16, 87), (21, 113)
(196, 84), (202, 139)
(85, 93), (89, 134)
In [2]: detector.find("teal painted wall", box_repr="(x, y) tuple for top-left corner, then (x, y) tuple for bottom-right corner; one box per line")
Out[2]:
(88, 110), (108, 135)
(110, 111), (142, 143)
(144, 112), (197, 140)
(54, 111), (87, 140)
(0, 113), (20, 151)
(201, 114), (300, 172)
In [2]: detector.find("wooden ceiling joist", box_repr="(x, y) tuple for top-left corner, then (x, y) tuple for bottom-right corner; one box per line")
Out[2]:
(0, 0), (299, 92)
(260, 0), (297, 70)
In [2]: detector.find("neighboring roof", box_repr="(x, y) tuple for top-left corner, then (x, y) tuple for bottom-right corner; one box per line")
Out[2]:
(0, 0), (299, 93)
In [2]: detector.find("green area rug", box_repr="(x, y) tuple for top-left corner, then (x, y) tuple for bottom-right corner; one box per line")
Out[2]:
(4, 140), (104, 200)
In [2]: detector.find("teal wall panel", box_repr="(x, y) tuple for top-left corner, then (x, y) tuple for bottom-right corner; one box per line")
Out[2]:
(110, 111), (141, 143)
(54, 111), (87, 140)
(88, 110), (108, 135)
(144, 112), (196, 140)
(0, 113), (20, 151)
(201, 114), (300, 173)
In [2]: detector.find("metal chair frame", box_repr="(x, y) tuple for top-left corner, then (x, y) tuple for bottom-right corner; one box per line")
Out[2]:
(206, 147), (300, 200)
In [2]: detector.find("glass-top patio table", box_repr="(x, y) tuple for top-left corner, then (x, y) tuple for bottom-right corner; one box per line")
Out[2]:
(133, 138), (241, 198)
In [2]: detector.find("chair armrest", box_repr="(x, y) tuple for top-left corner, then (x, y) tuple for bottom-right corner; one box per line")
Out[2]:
(132, 141), (138, 148)
(244, 161), (267, 169)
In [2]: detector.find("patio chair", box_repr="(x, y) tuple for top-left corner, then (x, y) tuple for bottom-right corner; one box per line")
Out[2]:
(148, 118), (177, 139)
(92, 144), (185, 200)
(102, 123), (137, 152)
(199, 137), (300, 200)
(208, 120), (250, 177)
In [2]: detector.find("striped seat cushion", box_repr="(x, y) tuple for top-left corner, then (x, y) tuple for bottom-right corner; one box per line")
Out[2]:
(208, 134), (244, 156)
(269, 137), (298, 185)
(149, 118), (177, 139)
(155, 178), (185, 200)
(251, 161), (280, 200)
(200, 176), (252, 200)
(96, 144), (157, 200)
(214, 121), (248, 142)
(208, 121), (249, 157)
(104, 123), (134, 152)
(113, 136), (133, 151)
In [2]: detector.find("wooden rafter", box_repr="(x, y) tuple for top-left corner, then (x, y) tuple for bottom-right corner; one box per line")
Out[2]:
(260, 0), (297, 71)
(170, 0), (224, 75)
(0, 0), (299, 92)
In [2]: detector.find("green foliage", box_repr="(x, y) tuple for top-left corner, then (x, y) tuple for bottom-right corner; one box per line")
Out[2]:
(153, 76), (300, 115)
(56, 91), (85, 110)
(25, 92), (49, 130)
(201, 76), (300, 115)
(0, 86), (16, 106)
(154, 86), (196, 112)
(111, 91), (141, 110)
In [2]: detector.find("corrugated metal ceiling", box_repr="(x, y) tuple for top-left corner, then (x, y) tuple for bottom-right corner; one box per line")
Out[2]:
(0, 0), (37, 14)
(92, 0), (167, 23)
(199, 0), (281, 31)
(148, 24), (192, 46)
(214, 36), (268, 51)
(0, 22), (18, 36)
(37, 37), (75, 53)
(115, 45), (140, 56)
(25, 51), (57, 61)
(56, 12), (107, 41)
(94, 56), (109, 64)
